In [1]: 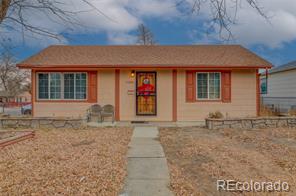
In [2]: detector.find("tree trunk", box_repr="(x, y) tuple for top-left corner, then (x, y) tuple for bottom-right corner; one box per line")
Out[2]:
(0, 0), (11, 23)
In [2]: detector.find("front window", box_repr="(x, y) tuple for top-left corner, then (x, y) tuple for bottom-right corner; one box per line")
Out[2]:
(197, 72), (221, 100)
(37, 73), (87, 100)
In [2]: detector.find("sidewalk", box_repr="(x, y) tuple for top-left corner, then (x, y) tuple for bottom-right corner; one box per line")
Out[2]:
(121, 126), (173, 196)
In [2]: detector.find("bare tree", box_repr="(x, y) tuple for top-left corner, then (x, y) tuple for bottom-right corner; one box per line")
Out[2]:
(0, 0), (267, 42)
(0, 0), (10, 23)
(0, 46), (29, 96)
(136, 24), (156, 45)
(0, 0), (110, 40)
(175, 0), (267, 40)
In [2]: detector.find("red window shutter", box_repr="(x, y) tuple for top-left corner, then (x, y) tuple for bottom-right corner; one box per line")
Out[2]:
(222, 71), (231, 102)
(88, 71), (97, 103)
(186, 71), (196, 102)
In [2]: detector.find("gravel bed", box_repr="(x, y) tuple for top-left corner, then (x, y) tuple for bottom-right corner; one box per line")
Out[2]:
(160, 127), (296, 195)
(0, 127), (132, 195)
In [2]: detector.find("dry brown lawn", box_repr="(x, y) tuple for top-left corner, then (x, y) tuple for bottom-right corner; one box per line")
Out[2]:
(0, 131), (19, 140)
(159, 127), (296, 196)
(0, 127), (132, 195)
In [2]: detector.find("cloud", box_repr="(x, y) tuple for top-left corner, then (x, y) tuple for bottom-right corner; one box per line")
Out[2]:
(189, 0), (296, 48)
(0, 26), (68, 48)
(70, 0), (139, 33)
(229, 0), (296, 48)
(183, 0), (296, 48)
(2, 0), (296, 48)
(0, 0), (179, 47)
(107, 32), (137, 45)
(129, 0), (178, 18)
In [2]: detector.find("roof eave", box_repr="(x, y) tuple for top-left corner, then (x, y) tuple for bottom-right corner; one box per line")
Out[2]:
(17, 64), (273, 69)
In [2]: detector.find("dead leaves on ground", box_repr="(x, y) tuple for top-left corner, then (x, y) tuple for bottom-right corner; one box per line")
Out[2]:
(160, 127), (296, 196)
(0, 127), (132, 195)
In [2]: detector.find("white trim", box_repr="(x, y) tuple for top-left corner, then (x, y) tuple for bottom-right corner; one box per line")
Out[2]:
(196, 72), (221, 100)
(36, 72), (88, 101)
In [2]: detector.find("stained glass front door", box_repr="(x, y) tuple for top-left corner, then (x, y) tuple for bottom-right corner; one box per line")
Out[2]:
(136, 72), (157, 115)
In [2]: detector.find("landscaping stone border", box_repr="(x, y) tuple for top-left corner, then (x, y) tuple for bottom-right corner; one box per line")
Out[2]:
(206, 117), (296, 130)
(0, 117), (85, 129)
(0, 131), (35, 148)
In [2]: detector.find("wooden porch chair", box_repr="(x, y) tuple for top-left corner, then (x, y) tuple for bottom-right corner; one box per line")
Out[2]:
(87, 104), (102, 122)
(101, 104), (115, 123)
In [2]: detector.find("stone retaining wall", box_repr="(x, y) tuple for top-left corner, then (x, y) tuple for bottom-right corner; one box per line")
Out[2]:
(0, 117), (85, 129)
(206, 117), (296, 130)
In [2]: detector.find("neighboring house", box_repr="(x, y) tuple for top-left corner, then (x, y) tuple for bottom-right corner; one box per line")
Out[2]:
(0, 91), (14, 104)
(261, 60), (296, 113)
(17, 91), (32, 103)
(17, 45), (272, 121)
(0, 91), (31, 107)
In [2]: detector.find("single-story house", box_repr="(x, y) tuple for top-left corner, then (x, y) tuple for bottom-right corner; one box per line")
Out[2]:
(17, 45), (272, 121)
(261, 60), (296, 113)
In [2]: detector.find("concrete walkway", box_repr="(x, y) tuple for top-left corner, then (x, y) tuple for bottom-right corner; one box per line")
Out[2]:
(121, 126), (173, 196)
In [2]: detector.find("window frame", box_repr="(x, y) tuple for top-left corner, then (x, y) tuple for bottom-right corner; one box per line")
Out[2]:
(37, 73), (50, 100)
(36, 72), (88, 101)
(49, 73), (62, 100)
(73, 73), (88, 100)
(63, 73), (76, 100)
(196, 72), (221, 101)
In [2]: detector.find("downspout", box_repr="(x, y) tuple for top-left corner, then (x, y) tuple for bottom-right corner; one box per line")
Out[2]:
(256, 69), (260, 116)
(265, 67), (268, 94)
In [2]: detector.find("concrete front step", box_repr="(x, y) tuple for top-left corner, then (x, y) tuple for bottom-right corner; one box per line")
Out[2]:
(132, 126), (158, 138)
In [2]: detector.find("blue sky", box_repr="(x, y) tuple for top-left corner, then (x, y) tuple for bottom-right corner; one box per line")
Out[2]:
(3, 0), (296, 66)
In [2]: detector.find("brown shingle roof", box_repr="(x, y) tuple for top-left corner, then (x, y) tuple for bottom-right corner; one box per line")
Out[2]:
(17, 45), (272, 68)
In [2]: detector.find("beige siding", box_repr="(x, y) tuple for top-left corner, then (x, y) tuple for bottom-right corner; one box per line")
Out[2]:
(97, 70), (115, 105)
(34, 102), (92, 117)
(34, 70), (115, 118)
(120, 70), (173, 121)
(177, 69), (257, 121)
(34, 69), (257, 120)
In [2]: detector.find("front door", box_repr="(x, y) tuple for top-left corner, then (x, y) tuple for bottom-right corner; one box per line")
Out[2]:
(136, 72), (157, 115)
